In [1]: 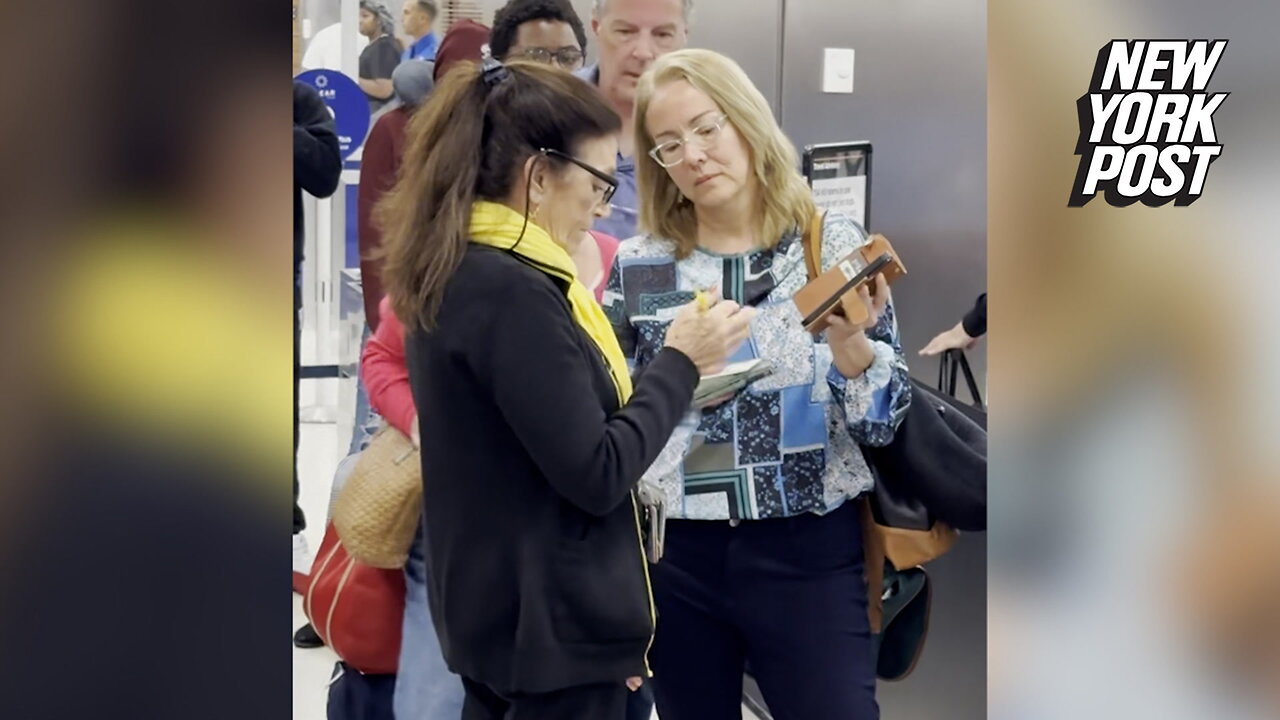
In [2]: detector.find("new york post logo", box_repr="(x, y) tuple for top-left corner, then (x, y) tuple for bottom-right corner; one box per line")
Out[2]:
(1069, 40), (1227, 207)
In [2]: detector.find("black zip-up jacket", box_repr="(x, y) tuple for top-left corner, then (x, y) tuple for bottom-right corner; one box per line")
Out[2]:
(405, 244), (699, 694)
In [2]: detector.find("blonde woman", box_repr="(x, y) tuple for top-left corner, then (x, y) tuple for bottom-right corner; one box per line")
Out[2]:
(601, 49), (910, 719)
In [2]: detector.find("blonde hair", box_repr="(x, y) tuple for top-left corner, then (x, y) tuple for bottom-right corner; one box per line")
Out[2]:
(634, 48), (815, 258)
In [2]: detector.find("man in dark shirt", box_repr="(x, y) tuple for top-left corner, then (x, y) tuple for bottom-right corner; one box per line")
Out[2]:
(357, 1), (403, 113)
(292, 81), (341, 596)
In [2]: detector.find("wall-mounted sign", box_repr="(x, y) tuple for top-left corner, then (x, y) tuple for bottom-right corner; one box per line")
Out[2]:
(295, 69), (370, 161)
(803, 141), (872, 230)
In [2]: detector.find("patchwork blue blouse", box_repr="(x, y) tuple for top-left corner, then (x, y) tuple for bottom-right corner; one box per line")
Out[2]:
(602, 212), (911, 521)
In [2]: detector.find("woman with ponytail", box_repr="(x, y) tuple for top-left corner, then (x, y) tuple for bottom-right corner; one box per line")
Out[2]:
(375, 59), (754, 718)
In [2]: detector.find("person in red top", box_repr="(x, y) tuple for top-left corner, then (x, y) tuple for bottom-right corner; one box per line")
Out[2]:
(431, 18), (491, 82)
(360, 296), (417, 440)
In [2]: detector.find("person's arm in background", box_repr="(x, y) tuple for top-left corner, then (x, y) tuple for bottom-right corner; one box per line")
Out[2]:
(359, 78), (395, 100)
(293, 83), (341, 198)
(360, 297), (418, 444)
(358, 40), (401, 101)
(920, 292), (986, 356)
(357, 111), (402, 331)
(963, 293), (987, 338)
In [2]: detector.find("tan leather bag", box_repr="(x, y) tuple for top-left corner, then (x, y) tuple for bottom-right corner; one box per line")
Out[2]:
(799, 212), (957, 634)
(332, 424), (423, 569)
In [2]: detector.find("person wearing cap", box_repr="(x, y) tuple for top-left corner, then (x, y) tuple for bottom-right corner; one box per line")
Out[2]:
(358, 60), (436, 330)
(402, 0), (441, 62)
(357, 1), (403, 113)
(430, 18), (491, 82)
(357, 20), (490, 328)
(357, 16), (491, 330)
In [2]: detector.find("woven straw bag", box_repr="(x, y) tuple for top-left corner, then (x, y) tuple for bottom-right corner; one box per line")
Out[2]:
(332, 424), (422, 569)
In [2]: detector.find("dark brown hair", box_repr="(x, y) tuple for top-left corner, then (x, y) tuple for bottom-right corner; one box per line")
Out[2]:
(376, 61), (620, 332)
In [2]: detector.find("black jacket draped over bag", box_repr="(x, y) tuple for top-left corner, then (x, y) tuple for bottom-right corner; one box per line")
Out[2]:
(863, 378), (987, 533)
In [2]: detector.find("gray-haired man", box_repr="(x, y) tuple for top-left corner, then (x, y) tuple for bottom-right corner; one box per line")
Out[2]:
(577, 0), (691, 239)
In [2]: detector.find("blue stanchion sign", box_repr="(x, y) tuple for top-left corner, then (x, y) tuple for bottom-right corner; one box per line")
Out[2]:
(295, 69), (370, 161)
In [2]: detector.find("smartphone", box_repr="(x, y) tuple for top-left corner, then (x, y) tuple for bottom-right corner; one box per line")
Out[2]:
(801, 252), (892, 329)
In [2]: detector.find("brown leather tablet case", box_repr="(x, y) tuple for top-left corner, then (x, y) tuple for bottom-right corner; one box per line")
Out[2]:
(793, 215), (906, 333)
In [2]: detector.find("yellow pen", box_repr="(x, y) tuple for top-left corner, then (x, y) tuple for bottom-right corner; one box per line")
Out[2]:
(695, 290), (711, 312)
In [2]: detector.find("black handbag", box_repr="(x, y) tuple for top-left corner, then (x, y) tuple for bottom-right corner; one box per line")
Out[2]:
(862, 352), (988, 681)
(873, 564), (933, 680)
(937, 349), (986, 427)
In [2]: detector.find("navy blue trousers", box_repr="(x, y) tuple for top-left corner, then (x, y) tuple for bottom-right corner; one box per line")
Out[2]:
(649, 500), (878, 720)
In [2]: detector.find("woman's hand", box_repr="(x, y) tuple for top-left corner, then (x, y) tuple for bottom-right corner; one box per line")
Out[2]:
(827, 274), (890, 378)
(664, 293), (757, 376)
(919, 320), (979, 356)
(626, 676), (644, 692)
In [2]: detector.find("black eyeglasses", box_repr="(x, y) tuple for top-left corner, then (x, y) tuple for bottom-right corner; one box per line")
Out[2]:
(540, 148), (618, 205)
(512, 47), (585, 70)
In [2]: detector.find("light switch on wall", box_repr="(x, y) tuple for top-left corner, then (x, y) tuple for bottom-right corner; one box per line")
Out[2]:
(822, 48), (855, 93)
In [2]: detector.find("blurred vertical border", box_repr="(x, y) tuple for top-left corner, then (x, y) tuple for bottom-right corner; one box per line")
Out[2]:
(990, 1), (1280, 718)
(0, 0), (291, 717)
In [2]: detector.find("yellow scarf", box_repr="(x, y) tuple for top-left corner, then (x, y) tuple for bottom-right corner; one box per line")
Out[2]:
(468, 201), (634, 404)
